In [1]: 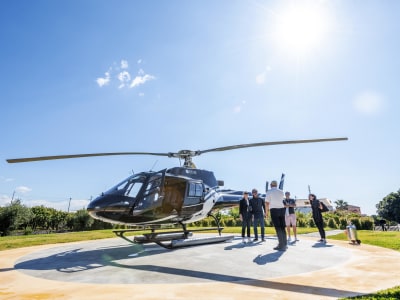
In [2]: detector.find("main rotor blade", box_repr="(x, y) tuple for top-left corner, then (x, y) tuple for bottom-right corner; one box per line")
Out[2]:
(6, 152), (171, 163)
(7, 137), (348, 164)
(198, 137), (348, 154)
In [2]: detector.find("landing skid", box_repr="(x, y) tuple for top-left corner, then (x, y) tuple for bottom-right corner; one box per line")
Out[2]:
(113, 214), (233, 249)
(113, 227), (233, 249)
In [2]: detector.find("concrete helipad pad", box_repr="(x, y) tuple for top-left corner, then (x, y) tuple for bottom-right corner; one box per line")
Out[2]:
(1, 233), (400, 299)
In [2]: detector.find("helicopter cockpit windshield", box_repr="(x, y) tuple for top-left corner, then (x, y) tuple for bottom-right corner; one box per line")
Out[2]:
(104, 174), (146, 198)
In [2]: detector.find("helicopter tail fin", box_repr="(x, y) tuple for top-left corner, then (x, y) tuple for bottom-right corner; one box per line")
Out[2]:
(279, 173), (285, 190)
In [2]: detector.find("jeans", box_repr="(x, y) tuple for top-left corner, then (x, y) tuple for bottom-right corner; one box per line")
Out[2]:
(253, 212), (265, 239)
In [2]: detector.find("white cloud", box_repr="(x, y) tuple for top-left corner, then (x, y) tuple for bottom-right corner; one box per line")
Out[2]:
(120, 60), (129, 69)
(117, 71), (131, 89)
(26, 198), (90, 212)
(15, 186), (32, 194)
(353, 91), (384, 115)
(130, 74), (155, 88)
(0, 192), (90, 212)
(96, 60), (155, 90)
(96, 71), (111, 87)
(0, 176), (14, 183)
(0, 194), (11, 206)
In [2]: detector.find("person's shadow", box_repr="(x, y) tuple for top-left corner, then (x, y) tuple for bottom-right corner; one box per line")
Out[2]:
(312, 242), (334, 248)
(253, 251), (285, 265)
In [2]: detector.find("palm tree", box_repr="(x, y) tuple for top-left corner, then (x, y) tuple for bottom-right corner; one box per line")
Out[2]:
(334, 199), (348, 210)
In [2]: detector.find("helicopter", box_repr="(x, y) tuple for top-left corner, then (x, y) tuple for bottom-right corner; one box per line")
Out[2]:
(6, 137), (347, 248)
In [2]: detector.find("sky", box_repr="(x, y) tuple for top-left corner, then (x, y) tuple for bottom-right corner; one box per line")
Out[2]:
(1, 0), (399, 216)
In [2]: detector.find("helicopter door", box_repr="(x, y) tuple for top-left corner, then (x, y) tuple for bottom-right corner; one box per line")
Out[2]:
(132, 170), (165, 213)
(181, 181), (204, 216)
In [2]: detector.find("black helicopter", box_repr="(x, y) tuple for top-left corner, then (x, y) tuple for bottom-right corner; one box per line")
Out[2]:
(7, 137), (347, 248)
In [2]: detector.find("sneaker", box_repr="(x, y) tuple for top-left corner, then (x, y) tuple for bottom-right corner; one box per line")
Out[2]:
(247, 237), (251, 243)
(318, 239), (324, 242)
(261, 238), (266, 242)
(287, 237), (292, 242)
(322, 239), (327, 243)
(295, 237), (299, 242)
(242, 238), (246, 243)
(253, 238), (258, 242)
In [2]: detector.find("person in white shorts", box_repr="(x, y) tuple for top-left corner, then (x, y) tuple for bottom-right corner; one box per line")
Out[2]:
(283, 191), (298, 242)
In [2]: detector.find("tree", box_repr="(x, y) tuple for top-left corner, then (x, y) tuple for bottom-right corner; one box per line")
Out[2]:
(72, 209), (94, 231)
(334, 199), (348, 210)
(376, 189), (400, 223)
(0, 199), (33, 236)
(30, 206), (51, 230)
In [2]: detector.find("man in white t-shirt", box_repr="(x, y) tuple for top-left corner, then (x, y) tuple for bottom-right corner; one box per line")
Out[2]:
(265, 180), (287, 251)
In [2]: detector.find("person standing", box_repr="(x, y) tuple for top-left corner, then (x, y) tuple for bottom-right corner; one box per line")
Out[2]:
(265, 180), (286, 251)
(283, 191), (298, 242)
(239, 191), (252, 243)
(379, 219), (387, 231)
(249, 188), (266, 242)
(309, 193), (326, 243)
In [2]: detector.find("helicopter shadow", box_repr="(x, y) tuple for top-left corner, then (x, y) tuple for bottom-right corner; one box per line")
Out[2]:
(14, 242), (167, 274)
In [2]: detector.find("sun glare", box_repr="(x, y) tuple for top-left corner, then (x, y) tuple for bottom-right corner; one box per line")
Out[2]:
(273, 3), (331, 56)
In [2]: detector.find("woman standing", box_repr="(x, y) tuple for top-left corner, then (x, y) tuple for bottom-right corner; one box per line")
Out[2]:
(309, 193), (326, 243)
(239, 191), (252, 243)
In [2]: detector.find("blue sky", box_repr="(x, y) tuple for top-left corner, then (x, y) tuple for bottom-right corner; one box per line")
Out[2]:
(1, 0), (399, 216)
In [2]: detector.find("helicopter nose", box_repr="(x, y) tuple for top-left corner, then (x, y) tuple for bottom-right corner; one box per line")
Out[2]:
(87, 194), (132, 213)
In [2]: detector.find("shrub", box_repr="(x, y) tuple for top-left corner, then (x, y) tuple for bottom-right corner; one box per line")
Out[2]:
(327, 218), (337, 229)
(360, 218), (374, 230)
(24, 226), (33, 235)
(225, 218), (236, 227)
(339, 218), (348, 229)
(201, 219), (210, 227)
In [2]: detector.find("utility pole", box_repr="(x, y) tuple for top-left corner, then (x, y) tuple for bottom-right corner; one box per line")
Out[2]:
(68, 197), (72, 213)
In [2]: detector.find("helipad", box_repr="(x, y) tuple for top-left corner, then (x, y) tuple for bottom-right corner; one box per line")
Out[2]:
(1, 232), (399, 299)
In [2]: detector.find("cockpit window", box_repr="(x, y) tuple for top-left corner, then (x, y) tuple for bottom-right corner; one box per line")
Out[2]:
(188, 182), (203, 197)
(125, 181), (143, 197)
(105, 174), (146, 196)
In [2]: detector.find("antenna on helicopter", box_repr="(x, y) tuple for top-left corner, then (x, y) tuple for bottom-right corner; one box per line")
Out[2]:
(279, 173), (285, 190)
(150, 160), (158, 172)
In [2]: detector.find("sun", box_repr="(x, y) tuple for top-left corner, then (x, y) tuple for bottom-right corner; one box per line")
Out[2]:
(272, 3), (331, 57)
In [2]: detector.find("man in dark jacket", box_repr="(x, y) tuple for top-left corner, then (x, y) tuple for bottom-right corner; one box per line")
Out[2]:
(249, 188), (266, 242)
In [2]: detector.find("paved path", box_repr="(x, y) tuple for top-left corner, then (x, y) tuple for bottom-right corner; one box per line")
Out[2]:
(1, 232), (399, 299)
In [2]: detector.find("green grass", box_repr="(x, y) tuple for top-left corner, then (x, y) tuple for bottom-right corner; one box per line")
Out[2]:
(1, 227), (399, 299)
(328, 230), (400, 251)
(0, 230), (117, 251)
(0, 226), (320, 251)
